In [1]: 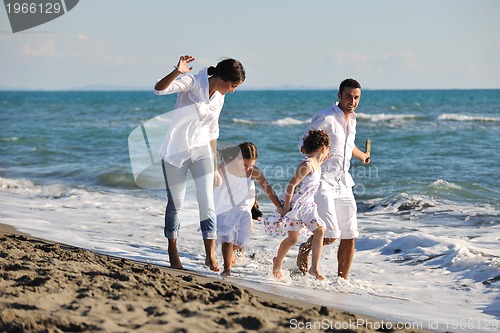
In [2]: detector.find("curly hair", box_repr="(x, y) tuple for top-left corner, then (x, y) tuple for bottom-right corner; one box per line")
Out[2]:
(302, 130), (330, 154)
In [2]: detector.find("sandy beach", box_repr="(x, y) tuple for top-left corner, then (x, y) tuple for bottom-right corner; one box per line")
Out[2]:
(0, 223), (435, 333)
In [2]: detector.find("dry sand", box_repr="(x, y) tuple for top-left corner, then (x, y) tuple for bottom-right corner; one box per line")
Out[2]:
(0, 224), (433, 333)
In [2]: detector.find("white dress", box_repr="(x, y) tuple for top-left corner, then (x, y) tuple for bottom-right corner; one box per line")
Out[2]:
(215, 169), (255, 247)
(264, 158), (325, 236)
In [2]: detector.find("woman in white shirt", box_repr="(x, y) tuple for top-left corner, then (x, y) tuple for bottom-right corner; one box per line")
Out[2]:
(154, 55), (245, 271)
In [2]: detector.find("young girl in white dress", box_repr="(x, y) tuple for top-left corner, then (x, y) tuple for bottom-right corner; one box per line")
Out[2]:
(264, 130), (330, 280)
(215, 142), (282, 276)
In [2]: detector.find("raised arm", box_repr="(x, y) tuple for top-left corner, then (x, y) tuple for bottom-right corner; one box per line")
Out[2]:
(154, 55), (195, 91)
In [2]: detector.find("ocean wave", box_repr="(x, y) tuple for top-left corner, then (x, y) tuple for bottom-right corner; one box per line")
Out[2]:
(95, 170), (137, 189)
(430, 179), (462, 190)
(0, 174), (135, 198)
(364, 190), (498, 226)
(357, 113), (500, 124)
(0, 137), (19, 142)
(233, 113), (500, 127)
(0, 176), (72, 198)
(437, 114), (500, 122)
(426, 179), (499, 203)
(365, 192), (437, 214)
(357, 113), (422, 122)
(271, 117), (309, 126)
(232, 117), (309, 126)
(232, 118), (256, 125)
(376, 233), (500, 287)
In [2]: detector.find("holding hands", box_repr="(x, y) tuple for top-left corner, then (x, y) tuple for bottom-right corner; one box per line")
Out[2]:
(277, 205), (288, 217)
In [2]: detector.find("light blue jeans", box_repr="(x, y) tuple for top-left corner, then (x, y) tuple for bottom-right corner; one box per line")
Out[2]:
(162, 158), (217, 240)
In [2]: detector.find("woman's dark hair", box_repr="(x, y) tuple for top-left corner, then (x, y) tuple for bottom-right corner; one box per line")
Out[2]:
(207, 58), (246, 83)
(220, 142), (257, 163)
(302, 130), (330, 154)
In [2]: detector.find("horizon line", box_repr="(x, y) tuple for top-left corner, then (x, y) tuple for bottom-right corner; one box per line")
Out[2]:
(1, 86), (500, 92)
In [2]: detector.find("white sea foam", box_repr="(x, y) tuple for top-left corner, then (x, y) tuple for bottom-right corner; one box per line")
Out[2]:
(1, 176), (498, 331)
(232, 118), (256, 125)
(366, 192), (438, 215)
(357, 113), (420, 122)
(270, 117), (309, 126)
(0, 177), (70, 198)
(438, 114), (500, 122)
(365, 191), (499, 224)
(0, 137), (19, 142)
(431, 179), (462, 190)
(234, 113), (500, 129)
(232, 117), (309, 126)
(358, 113), (500, 124)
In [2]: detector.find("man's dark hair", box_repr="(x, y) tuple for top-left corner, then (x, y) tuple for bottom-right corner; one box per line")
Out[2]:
(339, 78), (361, 94)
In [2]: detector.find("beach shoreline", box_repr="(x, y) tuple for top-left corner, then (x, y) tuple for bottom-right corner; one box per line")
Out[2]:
(0, 223), (433, 333)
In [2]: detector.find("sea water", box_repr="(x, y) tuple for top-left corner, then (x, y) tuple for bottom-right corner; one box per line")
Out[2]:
(1, 90), (499, 332)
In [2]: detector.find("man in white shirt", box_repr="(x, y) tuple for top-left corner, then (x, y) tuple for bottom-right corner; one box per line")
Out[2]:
(296, 78), (370, 279)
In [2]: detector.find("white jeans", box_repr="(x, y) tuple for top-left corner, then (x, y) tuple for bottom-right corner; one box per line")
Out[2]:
(315, 180), (358, 239)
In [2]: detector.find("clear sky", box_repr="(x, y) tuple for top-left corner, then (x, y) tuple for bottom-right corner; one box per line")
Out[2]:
(1, 0), (499, 90)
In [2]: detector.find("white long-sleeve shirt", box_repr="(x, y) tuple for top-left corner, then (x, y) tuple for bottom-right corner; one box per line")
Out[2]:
(155, 68), (224, 167)
(298, 103), (357, 188)
(154, 67), (224, 141)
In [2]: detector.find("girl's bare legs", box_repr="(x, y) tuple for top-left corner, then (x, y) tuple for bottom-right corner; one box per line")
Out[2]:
(296, 235), (313, 273)
(168, 238), (183, 270)
(221, 242), (233, 276)
(204, 239), (220, 272)
(297, 236), (335, 273)
(308, 227), (325, 280)
(232, 245), (242, 265)
(273, 231), (299, 279)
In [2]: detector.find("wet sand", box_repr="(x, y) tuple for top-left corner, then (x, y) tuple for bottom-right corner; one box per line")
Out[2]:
(0, 224), (433, 333)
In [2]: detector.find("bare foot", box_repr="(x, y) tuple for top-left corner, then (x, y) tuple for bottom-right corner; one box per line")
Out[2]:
(221, 268), (231, 277)
(231, 252), (237, 265)
(205, 258), (220, 272)
(168, 251), (183, 269)
(170, 262), (184, 270)
(308, 268), (324, 280)
(272, 257), (283, 279)
(168, 241), (183, 270)
(296, 243), (309, 274)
